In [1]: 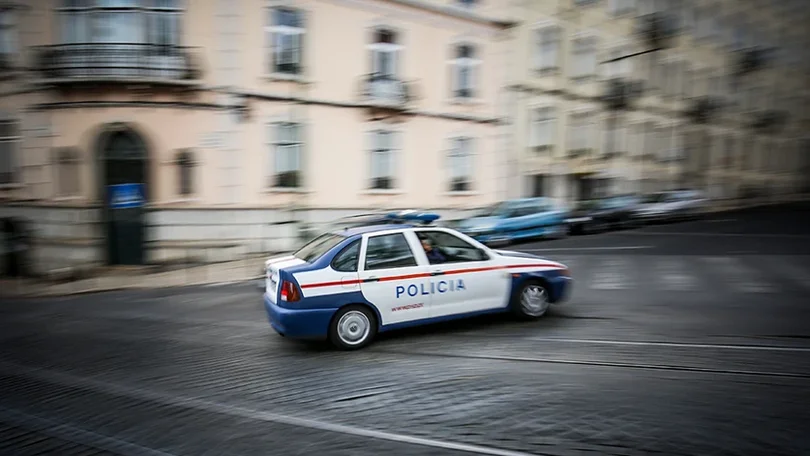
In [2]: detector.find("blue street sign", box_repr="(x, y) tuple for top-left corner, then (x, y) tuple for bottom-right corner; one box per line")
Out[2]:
(108, 183), (145, 209)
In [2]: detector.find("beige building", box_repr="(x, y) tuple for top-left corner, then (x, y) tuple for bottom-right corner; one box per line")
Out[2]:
(0, 0), (512, 274)
(501, 0), (809, 203)
(1, 0), (808, 276)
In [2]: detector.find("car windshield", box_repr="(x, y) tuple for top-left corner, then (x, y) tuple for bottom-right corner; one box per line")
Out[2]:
(576, 199), (600, 210)
(293, 233), (346, 263)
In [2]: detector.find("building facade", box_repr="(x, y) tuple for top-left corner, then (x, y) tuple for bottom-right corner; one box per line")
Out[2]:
(1, 0), (808, 276)
(501, 0), (809, 203)
(0, 0), (511, 274)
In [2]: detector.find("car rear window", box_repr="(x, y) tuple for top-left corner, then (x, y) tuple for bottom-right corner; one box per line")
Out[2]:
(293, 233), (346, 263)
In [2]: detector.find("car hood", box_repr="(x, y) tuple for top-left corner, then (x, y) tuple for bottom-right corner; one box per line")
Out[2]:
(492, 249), (542, 260)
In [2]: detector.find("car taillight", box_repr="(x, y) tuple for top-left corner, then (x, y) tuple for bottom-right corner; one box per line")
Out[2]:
(280, 280), (301, 302)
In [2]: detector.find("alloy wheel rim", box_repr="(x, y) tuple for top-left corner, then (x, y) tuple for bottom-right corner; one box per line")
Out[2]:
(520, 285), (549, 317)
(337, 311), (370, 346)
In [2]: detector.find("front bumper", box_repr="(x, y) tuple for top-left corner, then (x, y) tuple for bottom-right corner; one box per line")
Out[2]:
(548, 275), (573, 304)
(264, 294), (337, 339)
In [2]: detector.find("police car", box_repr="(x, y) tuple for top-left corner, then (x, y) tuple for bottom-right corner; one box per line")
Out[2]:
(263, 211), (572, 349)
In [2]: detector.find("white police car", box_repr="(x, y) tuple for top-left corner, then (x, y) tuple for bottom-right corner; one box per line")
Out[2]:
(263, 211), (572, 349)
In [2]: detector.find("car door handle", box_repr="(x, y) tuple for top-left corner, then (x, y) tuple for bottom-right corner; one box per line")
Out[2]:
(430, 271), (445, 276)
(364, 277), (380, 283)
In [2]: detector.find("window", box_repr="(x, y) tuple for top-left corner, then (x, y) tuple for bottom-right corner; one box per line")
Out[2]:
(416, 231), (488, 264)
(364, 233), (417, 271)
(452, 44), (479, 99)
(331, 239), (361, 272)
(294, 233), (346, 263)
(534, 26), (559, 72)
(570, 36), (597, 79)
(270, 122), (302, 188)
(57, 1), (180, 48)
(369, 129), (397, 190)
(574, 0), (598, 6)
(370, 28), (399, 78)
(603, 47), (630, 79)
(0, 8), (16, 61)
(568, 113), (593, 156)
(267, 7), (304, 75)
(456, 0), (477, 7)
(0, 119), (18, 186)
(176, 149), (195, 196)
(604, 118), (625, 157)
(609, 0), (636, 16)
(55, 148), (81, 197)
(448, 137), (473, 192)
(530, 107), (555, 152)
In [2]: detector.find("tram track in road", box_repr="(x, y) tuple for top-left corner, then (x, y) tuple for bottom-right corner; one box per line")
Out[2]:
(368, 347), (810, 380)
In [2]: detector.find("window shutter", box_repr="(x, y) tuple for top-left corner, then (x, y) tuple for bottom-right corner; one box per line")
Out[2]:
(448, 60), (456, 98)
(529, 111), (539, 148)
(391, 130), (403, 186)
(466, 137), (474, 186)
(366, 129), (376, 184)
(470, 61), (478, 98)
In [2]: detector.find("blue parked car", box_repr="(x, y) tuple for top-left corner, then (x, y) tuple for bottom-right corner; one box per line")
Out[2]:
(457, 198), (569, 245)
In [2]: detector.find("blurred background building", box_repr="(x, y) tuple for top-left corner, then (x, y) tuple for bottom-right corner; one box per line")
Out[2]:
(0, 0), (808, 276)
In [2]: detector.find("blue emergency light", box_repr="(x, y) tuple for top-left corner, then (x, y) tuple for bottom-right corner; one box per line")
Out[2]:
(385, 210), (441, 225)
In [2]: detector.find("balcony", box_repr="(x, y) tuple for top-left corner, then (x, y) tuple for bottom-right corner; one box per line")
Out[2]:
(358, 74), (412, 110)
(33, 43), (203, 87)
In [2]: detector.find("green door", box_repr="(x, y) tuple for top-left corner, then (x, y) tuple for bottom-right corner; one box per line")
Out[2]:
(102, 130), (148, 266)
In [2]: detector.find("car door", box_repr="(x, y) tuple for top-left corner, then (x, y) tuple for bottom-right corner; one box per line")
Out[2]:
(413, 229), (511, 318)
(358, 231), (431, 326)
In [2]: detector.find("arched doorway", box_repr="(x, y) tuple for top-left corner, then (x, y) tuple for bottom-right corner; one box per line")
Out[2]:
(99, 126), (149, 265)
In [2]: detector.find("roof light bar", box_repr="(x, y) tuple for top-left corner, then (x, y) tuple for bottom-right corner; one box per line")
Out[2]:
(385, 210), (441, 225)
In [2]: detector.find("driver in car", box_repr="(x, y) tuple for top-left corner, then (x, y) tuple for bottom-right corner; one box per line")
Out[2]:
(421, 238), (446, 264)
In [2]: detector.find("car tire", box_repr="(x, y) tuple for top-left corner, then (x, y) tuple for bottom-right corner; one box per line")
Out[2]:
(329, 305), (377, 350)
(512, 280), (551, 320)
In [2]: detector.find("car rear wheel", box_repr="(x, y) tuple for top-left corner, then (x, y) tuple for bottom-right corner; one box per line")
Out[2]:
(513, 281), (551, 320)
(329, 305), (377, 350)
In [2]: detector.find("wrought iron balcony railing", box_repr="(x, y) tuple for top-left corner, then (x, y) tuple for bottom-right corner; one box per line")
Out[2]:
(359, 74), (411, 109)
(33, 43), (203, 84)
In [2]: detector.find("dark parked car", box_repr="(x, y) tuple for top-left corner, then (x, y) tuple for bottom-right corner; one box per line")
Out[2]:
(565, 195), (641, 235)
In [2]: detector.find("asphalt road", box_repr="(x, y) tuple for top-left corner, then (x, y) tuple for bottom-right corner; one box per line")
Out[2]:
(1, 203), (809, 456)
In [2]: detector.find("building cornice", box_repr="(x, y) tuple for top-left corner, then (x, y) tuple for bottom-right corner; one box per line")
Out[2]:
(381, 0), (516, 28)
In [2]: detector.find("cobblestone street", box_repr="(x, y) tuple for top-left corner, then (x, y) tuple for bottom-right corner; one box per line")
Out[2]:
(1, 204), (809, 455)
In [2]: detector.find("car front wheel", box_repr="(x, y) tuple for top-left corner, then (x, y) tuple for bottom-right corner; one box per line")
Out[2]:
(512, 281), (551, 320)
(329, 305), (377, 350)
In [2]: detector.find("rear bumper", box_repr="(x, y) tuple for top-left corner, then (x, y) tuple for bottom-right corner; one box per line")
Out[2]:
(263, 294), (336, 339)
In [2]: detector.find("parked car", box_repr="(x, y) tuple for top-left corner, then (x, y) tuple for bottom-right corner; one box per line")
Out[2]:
(632, 190), (707, 223)
(565, 195), (642, 235)
(457, 198), (569, 245)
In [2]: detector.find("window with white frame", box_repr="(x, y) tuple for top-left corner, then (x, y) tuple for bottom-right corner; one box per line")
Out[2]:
(604, 117), (626, 157)
(370, 28), (399, 78)
(0, 8), (17, 62)
(369, 129), (397, 190)
(568, 113), (593, 156)
(530, 107), (555, 152)
(269, 122), (302, 188)
(574, 0), (598, 6)
(0, 119), (19, 186)
(534, 26), (560, 72)
(570, 36), (597, 79)
(267, 7), (304, 75)
(609, 0), (636, 17)
(54, 148), (81, 197)
(451, 44), (479, 99)
(448, 137), (473, 192)
(603, 47), (630, 79)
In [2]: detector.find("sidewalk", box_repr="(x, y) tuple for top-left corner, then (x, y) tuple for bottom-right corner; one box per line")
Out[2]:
(0, 256), (267, 299)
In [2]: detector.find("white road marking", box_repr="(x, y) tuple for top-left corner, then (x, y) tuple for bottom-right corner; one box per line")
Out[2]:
(590, 257), (630, 290)
(522, 245), (653, 252)
(655, 257), (698, 291)
(701, 256), (774, 293)
(0, 361), (543, 456)
(629, 231), (810, 239)
(525, 337), (810, 353)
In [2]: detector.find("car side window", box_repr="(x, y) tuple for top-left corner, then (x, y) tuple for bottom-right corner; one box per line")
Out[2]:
(417, 231), (489, 264)
(364, 233), (418, 271)
(331, 239), (361, 272)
